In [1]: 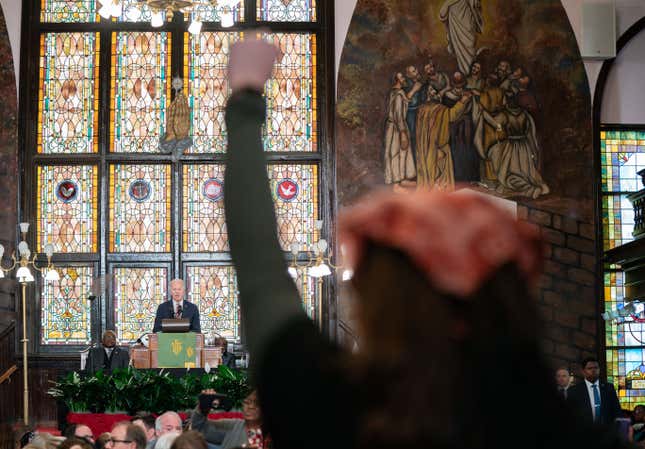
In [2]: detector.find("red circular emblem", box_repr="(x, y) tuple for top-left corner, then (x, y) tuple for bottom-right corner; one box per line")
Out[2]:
(203, 178), (224, 202)
(56, 180), (78, 203)
(276, 179), (298, 202)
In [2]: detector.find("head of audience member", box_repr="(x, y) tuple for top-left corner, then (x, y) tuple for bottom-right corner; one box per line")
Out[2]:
(242, 391), (261, 427)
(155, 412), (183, 437)
(169, 431), (207, 449)
(23, 433), (65, 449)
(153, 432), (180, 449)
(339, 190), (546, 446)
(555, 367), (571, 389)
(101, 330), (117, 349)
(634, 405), (645, 423)
(63, 424), (95, 444)
(107, 422), (146, 449)
(170, 279), (185, 304)
(58, 437), (94, 449)
(131, 414), (156, 442)
(95, 433), (113, 449)
(581, 357), (601, 383)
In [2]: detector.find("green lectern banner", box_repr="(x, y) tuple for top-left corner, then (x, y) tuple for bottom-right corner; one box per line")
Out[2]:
(157, 332), (197, 368)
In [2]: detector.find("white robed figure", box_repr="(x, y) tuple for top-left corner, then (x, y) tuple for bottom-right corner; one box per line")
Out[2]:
(439, 0), (483, 76)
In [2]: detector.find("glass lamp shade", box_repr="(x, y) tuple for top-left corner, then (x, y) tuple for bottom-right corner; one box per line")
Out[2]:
(16, 266), (34, 283)
(44, 243), (54, 258)
(0, 243), (4, 260)
(45, 269), (60, 282)
(19, 222), (29, 234)
(287, 266), (298, 280)
(188, 20), (202, 34)
(109, 1), (122, 17)
(221, 12), (234, 28)
(342, 268), (354, 281)
(309, 263), (331, 278)
(151, 11), (164, 27)
(98, 3), (112, 18)
(0, 270), (4, 279)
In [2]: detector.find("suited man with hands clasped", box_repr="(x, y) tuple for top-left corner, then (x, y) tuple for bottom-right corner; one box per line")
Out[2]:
(86, 330), (130, 373)
(153, 278), (201, 333)
(567, 356), (622, 426)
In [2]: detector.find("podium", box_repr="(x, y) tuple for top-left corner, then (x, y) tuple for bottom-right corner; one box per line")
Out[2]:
(130, 333), (222, 369)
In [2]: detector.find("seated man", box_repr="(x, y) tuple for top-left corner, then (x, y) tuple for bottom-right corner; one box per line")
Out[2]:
(85, 330), (129, 373)
(217, 338), (236, 370)
(153, 279), (201, 333)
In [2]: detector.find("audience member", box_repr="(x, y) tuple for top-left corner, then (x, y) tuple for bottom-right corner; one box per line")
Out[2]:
(555, 366), (572, 400)
(132, 414), (156, 449)
(57, 438), (93, 449)
(107, 422), (146, 449)
(567, 357), (622, 426)
(221, 36), (632, 449)
(22, 433), (65, 449)
(633, 405), (645, 442)
(153, 433), (180, 449)
(191, 390), (264, 449)
(217, 338), (236, 369)
(156, 412), (183, 437)
(170, 431), (208, 449)
(63, 424), (95, 445)
(95, 433), (113, 449)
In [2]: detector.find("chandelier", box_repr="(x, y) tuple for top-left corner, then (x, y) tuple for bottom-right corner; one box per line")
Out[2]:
(98, 0), (241, 31)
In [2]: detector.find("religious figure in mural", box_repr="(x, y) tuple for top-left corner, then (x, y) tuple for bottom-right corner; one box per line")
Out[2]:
(384, 72), (417, 185)
(439, 0), (484, 75)
(403, 66), (424, 163)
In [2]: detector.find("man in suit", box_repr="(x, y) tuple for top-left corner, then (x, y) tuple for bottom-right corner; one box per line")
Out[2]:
(86, 330), (130, 373)
(153, 278), (201, 332)
(217, 337), (236, 369)
(555, 366), (571, 400)
(567, 356), (622, 425)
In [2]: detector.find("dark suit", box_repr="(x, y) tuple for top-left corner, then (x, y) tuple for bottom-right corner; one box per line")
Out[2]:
(153, 300), (201, 333)
(86, 346), (130, 373)
(567, 380), (622, 425)
(221, 351), (236, 369)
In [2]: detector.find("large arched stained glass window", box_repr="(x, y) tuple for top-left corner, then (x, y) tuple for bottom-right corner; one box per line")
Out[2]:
(25, 0), (332, 348)
(601, 126), (645, 409)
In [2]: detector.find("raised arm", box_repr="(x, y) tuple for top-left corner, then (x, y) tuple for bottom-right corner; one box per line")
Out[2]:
(224, 38), (306, 361)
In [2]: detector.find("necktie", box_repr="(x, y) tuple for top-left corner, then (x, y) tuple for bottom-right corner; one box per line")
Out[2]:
(592, 384), (601, 423)
(559, 387), (567, 400)
(175, 304), (183, 319)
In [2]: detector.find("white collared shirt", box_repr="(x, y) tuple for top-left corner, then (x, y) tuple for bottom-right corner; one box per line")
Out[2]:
(585, 379), (601, 420)
(173, 300), (184, 315)
(104, 347), (114, 358)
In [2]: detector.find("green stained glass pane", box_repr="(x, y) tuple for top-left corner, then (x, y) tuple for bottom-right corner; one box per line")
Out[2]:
(114, 266), (167, 343)
(606, 348), (645, 411)
(41, 266), (93, 345)
(187, 32), (242, 154)
(186, 266), (239, 341)
(37, 165), (98, 253)
(183, 165), (227, 252)
(263, 33), (317, 152)
(39, 33), (100, 154)
(109, 164), (171, 252)
(600, 130), (645, 192)
(111, 32), (170, 153)
(257, 0), (316, 21)
(41, 0), (98, 22)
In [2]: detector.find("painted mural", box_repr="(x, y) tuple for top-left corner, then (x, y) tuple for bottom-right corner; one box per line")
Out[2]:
(337, 0), (592, 213)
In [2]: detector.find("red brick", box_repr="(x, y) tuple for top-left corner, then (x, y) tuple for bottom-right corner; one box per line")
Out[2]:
(554, 310), (579, 328)
(543, 290), (564, 307)
(567, 268), (596, 287)
(554, 280), (579, 295)
(581, 318), (597, 335)
(553, 247), (580, 266)
(544, 260), (566, 277)
(579, 223), (595, 240)
(573, 331), (596, 350)
(529, 209), (552, 226)
(579, 286), (596, 302)
(545, 324), (570, 343)
(538, 304), (554, 321)
(544, 244), (553, 259)
(567, 298), (595, 316)
(543, 229), (565, 246)
(517, 205), (529, 220)
(538, 275), (553, 289)
(580, 254), (596, 272)
(553, 215), (579, 234)
(555, 343), (579, 361)
(567, 236), (595, 254)
(541, 339), (556, 354)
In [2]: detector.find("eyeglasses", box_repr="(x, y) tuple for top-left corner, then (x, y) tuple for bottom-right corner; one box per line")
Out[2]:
(107, 439), (132, 444)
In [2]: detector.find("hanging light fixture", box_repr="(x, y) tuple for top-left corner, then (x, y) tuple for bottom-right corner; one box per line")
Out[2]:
(97, 0), (240, 31)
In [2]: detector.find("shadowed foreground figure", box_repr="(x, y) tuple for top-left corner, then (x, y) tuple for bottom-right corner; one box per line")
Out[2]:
(223, 36), (632, 449)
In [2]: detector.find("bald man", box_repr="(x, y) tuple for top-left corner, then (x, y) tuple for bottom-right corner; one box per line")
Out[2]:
(86, 330), (130, 373)
(153, 279), (201, 333)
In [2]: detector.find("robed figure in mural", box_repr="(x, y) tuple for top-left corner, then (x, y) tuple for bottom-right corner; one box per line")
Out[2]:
(384, 72), (417, 185)
(439, 0), (484, 76)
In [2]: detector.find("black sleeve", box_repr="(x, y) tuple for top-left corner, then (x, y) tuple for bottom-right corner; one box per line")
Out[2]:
(192, 304), (201, 333)
(152, 303), (163, 333)
(223, 90), (306, 360)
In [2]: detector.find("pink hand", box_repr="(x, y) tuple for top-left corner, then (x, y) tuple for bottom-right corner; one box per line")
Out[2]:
(228, 34), (280, 93)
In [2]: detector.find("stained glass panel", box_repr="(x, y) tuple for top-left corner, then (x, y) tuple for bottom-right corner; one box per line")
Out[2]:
(190, 2), (244, 23)
(600, 130), (645, 192)
(109, 164), (171, 252)
(41, 0), (98, 22)
(292, 265), (321, 320)
(186, 32), (242, 154)
(607, 348), (645, 410)
(41, 266), (93, 345)
(37, 165), (98, 253)
(269, 163), (319, 249)
(186, 266), (239, 341)
(110, 32), (170, 153)
(113, 266), (167, 343)
(183, 165), (227, 251)
(257, 0), (316, 22)
(114, 0), (162, 22)
(38, 33), (100, 154)
(602, 194), (635, 251)
(264, 33), (317, 152)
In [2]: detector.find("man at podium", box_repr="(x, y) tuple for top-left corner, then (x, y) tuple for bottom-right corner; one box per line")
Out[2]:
(153, 278), (201, 332)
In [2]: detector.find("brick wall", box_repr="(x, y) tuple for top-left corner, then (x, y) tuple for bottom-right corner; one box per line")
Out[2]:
(518, 202), (598, 372)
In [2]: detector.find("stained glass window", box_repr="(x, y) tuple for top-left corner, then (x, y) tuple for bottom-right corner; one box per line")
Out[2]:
(257, 0), (316, 22)
(186, 32), (242, 154)
(602, 128), (645, 409)
(264, 33), (317, 152)
(41, 0), (98, 22)
(114, 0), (162, 22)
(37, 165), (98, 253)
(38, 33), (100, 154)
(41, 265), (93, 345)
(109, 164), (171, 252)
(183, 164), (227, 252)
(190, 2), (244, 23)
(292, 265), (321, 320)
(186, 266), (239, 340)
(113, 266), (167, 343)
(110, 32), (170, 153)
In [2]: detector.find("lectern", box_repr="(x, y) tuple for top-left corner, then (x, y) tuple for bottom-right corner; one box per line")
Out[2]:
(131, 333), (222, 369)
